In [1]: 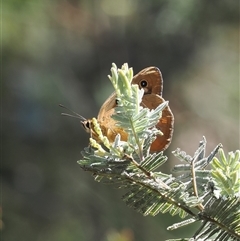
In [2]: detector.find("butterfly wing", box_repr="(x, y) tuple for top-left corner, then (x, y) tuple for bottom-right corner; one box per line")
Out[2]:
(97, 92), (127, 143)
(96, 67), (173, 151)
(142, 94), (174, 152)
(132, 67), (163, 96)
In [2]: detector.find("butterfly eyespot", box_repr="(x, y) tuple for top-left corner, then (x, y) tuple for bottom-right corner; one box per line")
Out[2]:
(140, 80), (148, 88)
(115, 99), (120, 105)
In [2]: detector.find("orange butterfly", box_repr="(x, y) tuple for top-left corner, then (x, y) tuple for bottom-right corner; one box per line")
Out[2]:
(82, 67), (174, 152)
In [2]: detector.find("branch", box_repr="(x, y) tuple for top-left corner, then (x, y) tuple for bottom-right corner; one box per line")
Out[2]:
(77, 63), (240, 241)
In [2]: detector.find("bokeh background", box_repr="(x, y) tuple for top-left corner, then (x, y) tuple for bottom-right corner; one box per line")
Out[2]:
(3, 1), (239, 240)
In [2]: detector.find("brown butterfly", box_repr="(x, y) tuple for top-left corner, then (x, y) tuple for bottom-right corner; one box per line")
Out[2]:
(81, 67), (174, 152)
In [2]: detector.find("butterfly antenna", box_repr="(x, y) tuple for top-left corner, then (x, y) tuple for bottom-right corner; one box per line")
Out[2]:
(59, 104), (86, 121)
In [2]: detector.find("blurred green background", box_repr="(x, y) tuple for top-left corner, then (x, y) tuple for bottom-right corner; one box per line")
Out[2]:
(2, 1), (239, 240)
